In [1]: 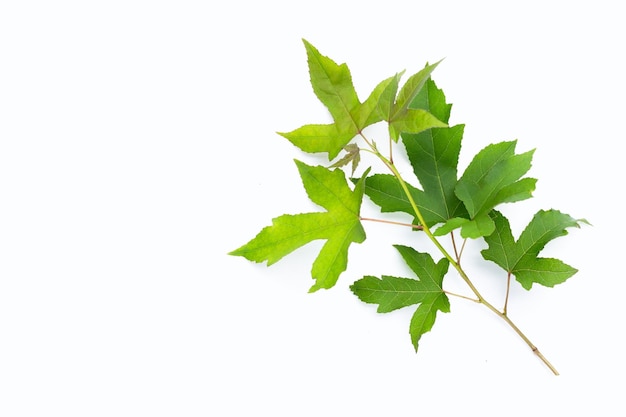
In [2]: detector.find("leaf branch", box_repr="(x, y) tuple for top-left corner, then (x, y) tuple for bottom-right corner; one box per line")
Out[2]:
(234, 41), (584, 376)
(364, 134), (560, 375)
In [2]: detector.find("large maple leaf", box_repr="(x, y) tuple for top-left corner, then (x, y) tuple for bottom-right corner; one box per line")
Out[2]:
(481, 209), (584, 289)
(229, 160), (369, 292)
(278, 39), (446, 160)
(350, 245), (450, 351)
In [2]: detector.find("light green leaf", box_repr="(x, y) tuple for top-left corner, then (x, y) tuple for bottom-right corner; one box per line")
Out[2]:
(278, 124), (354, 157)
(280, 40), (445, 157)
(303, 39), (360, 133)
(391, 61), (441, 120)
(230, 161), (369, 292)
(387, 61), (445, 142)
(359, 72), (403, 127)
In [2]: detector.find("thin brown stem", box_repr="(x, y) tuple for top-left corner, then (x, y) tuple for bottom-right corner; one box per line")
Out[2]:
(450, 232), (460, 263)
(444, 290), (479, 303)
(359, 133), (374, 149)
(458, 237), (467, 261)
(360, 217), (423, 230)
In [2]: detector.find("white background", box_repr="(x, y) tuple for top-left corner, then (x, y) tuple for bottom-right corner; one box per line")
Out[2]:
(1, 1), (624, 415)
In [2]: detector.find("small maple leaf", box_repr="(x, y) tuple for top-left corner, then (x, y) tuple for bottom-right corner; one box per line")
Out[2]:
(330, 143), (361, 175)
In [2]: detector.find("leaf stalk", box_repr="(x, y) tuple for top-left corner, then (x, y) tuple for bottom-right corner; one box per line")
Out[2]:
(360, 216), (423, 230)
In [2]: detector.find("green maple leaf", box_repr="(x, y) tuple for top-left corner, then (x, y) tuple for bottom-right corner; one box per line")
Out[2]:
(229, 160), (369, 292)
(436, 140), (537, 239)
(350, 245), (450, 351)
(401, 79), (468, 226)
(278, 40), (445, 160)
(361, 79), (468, 228)
(481, 209), (584, 289)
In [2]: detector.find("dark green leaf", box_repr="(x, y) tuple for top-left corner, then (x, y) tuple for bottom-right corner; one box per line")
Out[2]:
(454, 140), (537, 238)
(481, 209), (583, 289)
(402, 79), (468, 227)
(351, 245), (450, 351)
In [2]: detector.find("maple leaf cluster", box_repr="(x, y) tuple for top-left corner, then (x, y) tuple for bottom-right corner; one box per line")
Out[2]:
(230, 39), (585, 355)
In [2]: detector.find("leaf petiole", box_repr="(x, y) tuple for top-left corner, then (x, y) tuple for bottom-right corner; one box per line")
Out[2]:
(360, 217), (423, 230)
(503, 272), (512, 315)
(444, 290), (479, 303)
(450, 232), (467, 265)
